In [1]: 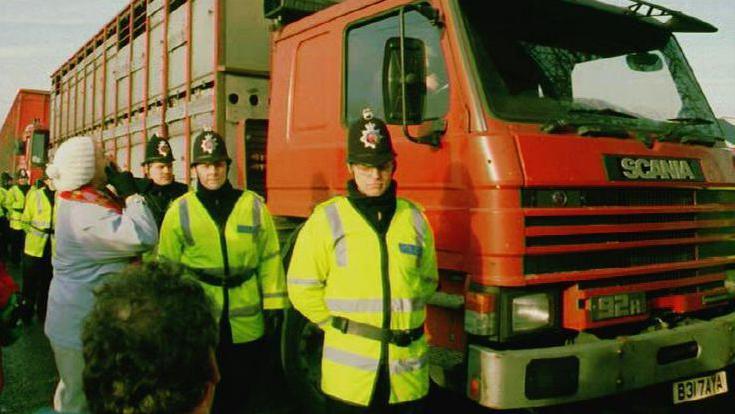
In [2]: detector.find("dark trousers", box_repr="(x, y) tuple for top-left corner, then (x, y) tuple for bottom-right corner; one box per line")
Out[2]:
(0, 217), (8, 261)
(211, 326), (265, 414)
(326, 365), (426, 414)
(8, 229), (24, 265)
(21, 244), (52, 323)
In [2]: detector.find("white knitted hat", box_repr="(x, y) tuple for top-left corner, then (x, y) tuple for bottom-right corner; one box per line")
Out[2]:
(46, 136), (97, 191)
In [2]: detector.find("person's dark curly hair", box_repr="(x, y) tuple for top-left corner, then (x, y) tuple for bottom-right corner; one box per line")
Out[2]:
(82, 261), (218, 414)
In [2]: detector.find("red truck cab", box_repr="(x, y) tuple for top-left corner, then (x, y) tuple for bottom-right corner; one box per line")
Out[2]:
(267, 0), (735, 410)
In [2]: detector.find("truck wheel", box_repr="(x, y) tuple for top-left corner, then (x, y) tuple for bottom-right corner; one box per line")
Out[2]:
(279, 222), (327, 413)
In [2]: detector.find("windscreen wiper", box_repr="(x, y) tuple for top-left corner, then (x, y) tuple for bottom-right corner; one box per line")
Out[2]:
(666, 117), (713, 125)
(540, 119), (630, 139)
(541, 107), (638, 137)
(658, 117), (717, 145)
(568, 108), (640, 119)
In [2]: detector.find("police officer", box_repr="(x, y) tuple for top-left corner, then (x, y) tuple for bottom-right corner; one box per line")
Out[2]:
(287, 109), (438, 414)
(0, 172), (11, 261)
(20, 175), (54, 323)
(5, 169), (31, 265)
(158, 130), (288, 414)
(136, 134), (188, 227)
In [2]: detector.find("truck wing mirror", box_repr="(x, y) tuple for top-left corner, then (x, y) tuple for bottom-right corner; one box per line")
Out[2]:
(383, 36), (426, 125)
(625, 52), (663, 72)
(381, 6), (443, 148)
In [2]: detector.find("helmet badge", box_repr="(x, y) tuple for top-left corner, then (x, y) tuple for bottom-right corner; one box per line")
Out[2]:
(157, 140), (171, 157)
(360, 122), (382, 149)
(201, 133), (217, 154)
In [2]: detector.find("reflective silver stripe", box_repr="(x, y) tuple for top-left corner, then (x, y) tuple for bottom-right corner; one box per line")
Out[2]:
(411, 207), (426, 244)
(326, 298), (426, 313)
(28, 228), (47, 238)
(262, 291), (288, 299)
(229, 304), (261, 317)
(324, 203), (347, 267)
(323, 347), (379, 372)
(31, 220), (50, 228)
(288, 278), (324, 287)
(179, 198), (195, 246)
(411, 207), (425, 266)
(252, 196), (262, 236)
(389, 355), (428, 376)
(316, 316), (332, 327)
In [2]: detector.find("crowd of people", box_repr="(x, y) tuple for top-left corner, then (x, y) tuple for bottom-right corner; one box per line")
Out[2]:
(0, 109), (438, 414)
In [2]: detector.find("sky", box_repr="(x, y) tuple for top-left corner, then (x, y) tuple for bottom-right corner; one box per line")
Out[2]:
(0, 0), (733, 125)
(0, 0), (130, 123)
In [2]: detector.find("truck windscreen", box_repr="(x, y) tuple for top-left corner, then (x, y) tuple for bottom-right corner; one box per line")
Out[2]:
(458, 0), (718, 135)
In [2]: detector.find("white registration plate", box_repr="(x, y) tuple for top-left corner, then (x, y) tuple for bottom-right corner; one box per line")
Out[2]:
(673, 371), (728, 404)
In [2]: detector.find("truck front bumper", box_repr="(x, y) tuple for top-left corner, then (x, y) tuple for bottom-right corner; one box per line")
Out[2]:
(467, 312), (735, 409)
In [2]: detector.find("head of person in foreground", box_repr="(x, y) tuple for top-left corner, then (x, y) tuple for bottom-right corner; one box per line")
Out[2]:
(82, 261), (220, 414)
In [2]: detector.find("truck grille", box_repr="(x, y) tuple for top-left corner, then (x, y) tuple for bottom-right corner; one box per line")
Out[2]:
(523, 188), (735, 275)
(521, 188), (735, 328)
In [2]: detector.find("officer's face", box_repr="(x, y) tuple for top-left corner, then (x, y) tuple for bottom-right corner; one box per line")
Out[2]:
(194, 161), (227, 190)
(349, 161), (394, 197)
(17, 177), (28, 186)
(146, 162), (174, 186)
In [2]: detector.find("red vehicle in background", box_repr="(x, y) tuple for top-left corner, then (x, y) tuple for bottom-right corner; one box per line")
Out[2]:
(0, 89), (50, 182)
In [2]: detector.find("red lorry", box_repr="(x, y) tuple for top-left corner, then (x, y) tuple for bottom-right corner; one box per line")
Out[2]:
(51, 0), (735, 410)
(0, 89), (50, 183)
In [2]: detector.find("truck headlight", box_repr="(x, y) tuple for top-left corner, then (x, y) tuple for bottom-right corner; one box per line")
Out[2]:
(512, 293), (551, 333)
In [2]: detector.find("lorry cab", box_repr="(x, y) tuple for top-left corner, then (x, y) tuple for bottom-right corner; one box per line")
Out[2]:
(268, 0), (735, 410)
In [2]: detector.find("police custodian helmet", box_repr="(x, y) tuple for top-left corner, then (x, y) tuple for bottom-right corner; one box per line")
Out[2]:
(142, 134), (175, 165)
(347, 108), (395, 166)
(191, 130), (231, 166)
(15, 168), (28, 180)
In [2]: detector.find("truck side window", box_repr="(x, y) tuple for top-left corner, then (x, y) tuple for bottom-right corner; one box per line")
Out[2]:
(346, 9), (449, 124)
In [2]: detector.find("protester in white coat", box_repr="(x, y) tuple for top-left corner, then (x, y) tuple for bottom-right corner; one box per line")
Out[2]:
(44, 136), (158, 413)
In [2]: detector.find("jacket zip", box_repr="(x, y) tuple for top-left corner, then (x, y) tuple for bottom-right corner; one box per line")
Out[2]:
(347, 197), (394, 405)
(378, 231), (391, 404)
(218, 220), (230, 331)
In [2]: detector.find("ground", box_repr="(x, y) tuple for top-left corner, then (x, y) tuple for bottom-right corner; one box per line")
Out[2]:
(0, 262), (56, 414)
(0, 320), (56, 413)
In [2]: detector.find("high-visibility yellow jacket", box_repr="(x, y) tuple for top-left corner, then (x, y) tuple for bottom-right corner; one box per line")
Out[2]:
(0, 187), (6, 218)
(287, 196), (438, 406)
(158, 190), (288, 343)
(6, 185), (27, 231)
(22, 188), (54, 257)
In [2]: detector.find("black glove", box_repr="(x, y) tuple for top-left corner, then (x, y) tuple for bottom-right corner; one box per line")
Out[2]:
(105, 163), (138, 199)
(263, 309), (284, 337)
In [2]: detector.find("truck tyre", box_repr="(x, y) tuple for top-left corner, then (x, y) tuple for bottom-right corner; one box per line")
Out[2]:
(280, 223), (327, 414)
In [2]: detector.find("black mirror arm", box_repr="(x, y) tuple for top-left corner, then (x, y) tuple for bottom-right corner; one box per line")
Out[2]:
(401, 121), (445, 147)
